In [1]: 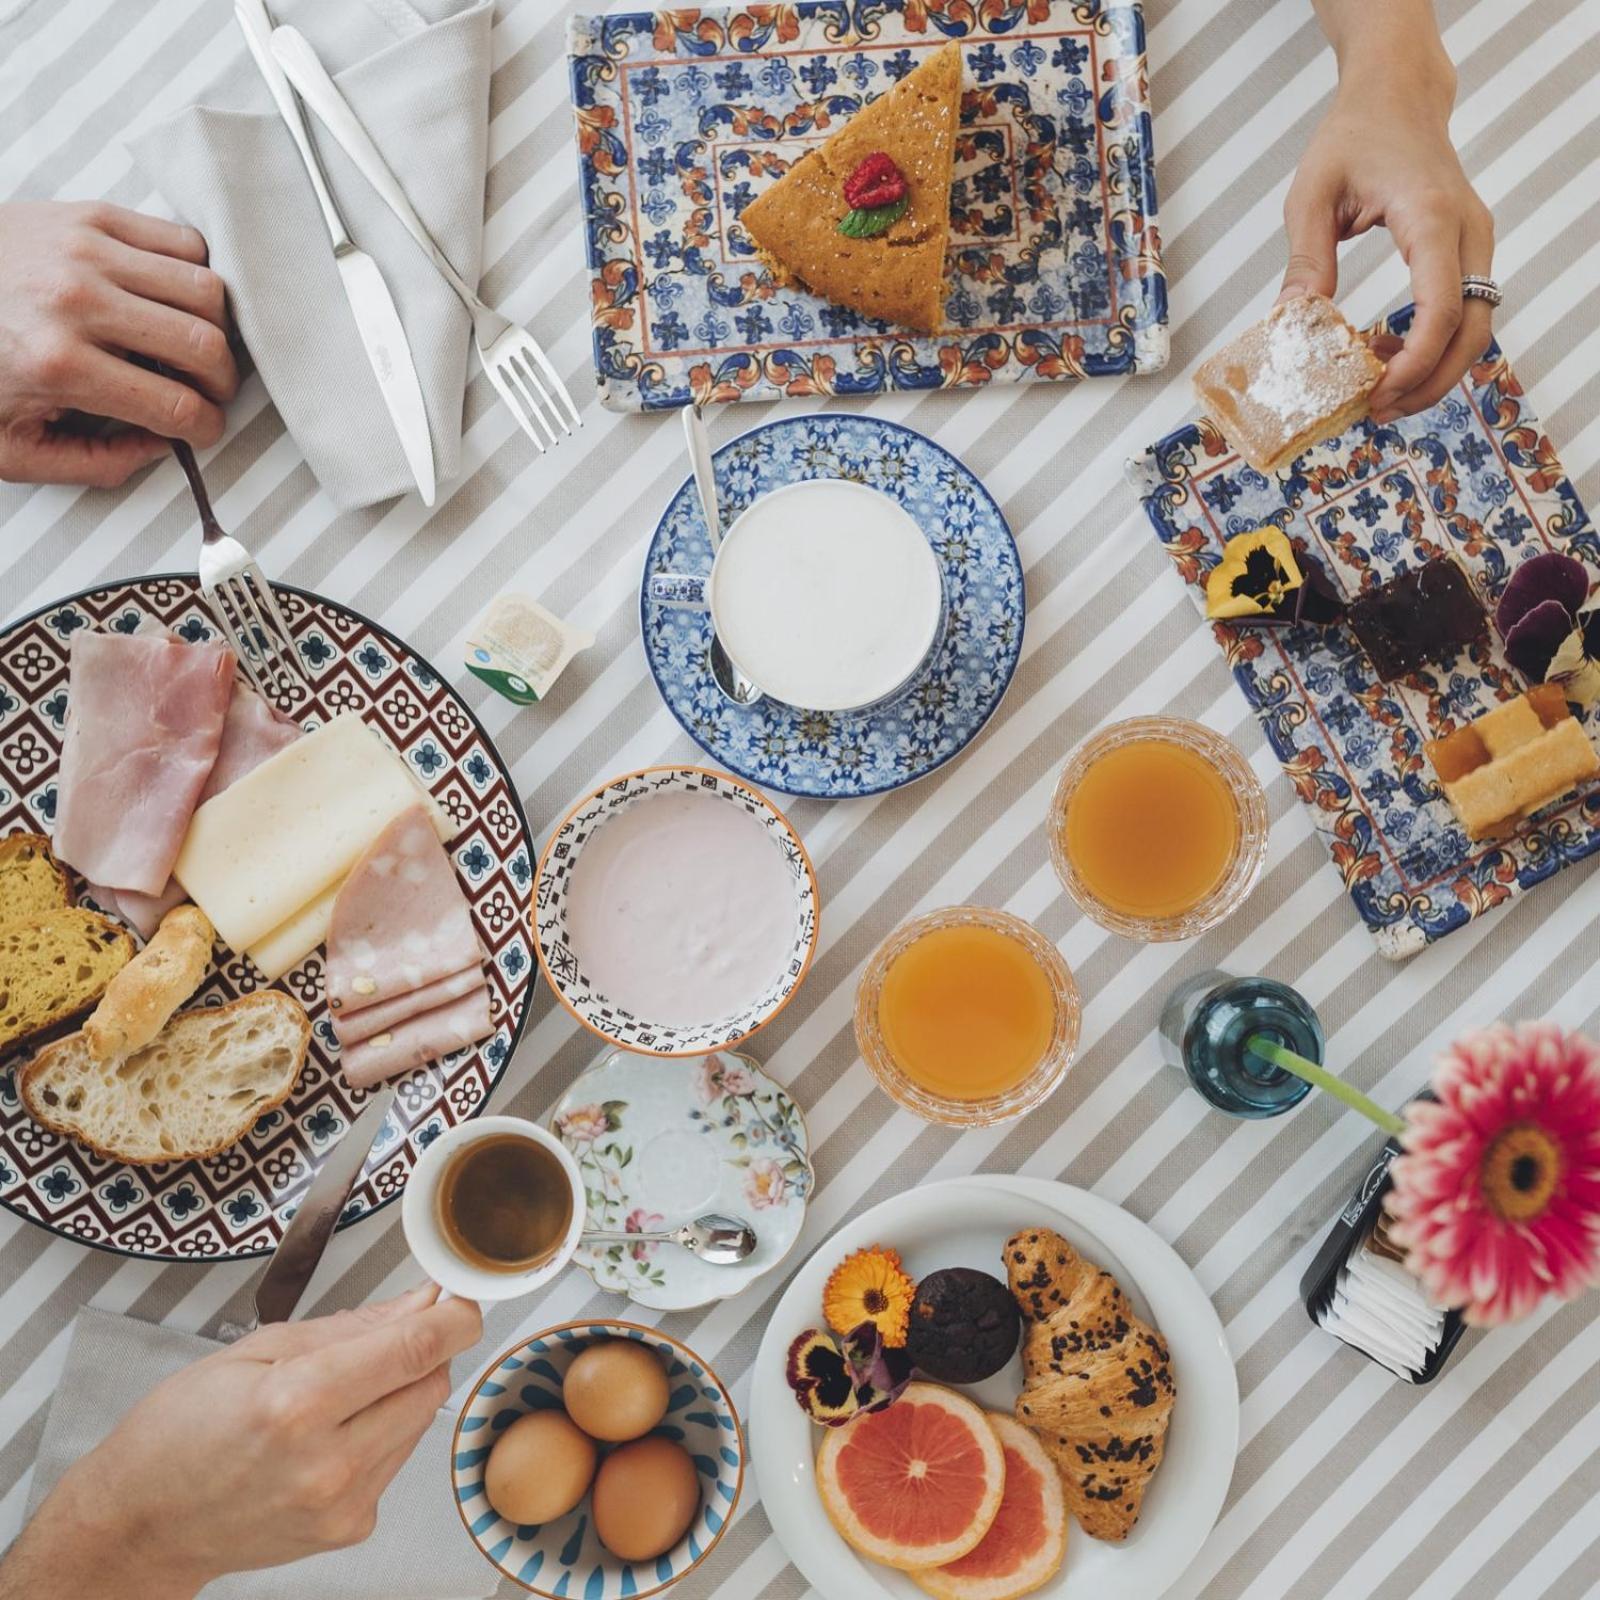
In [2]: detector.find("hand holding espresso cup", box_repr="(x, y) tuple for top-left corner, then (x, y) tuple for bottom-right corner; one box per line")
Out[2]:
(0, 1286), (482, 1600)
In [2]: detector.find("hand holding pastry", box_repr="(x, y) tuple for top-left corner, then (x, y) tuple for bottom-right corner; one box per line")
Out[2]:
(1281, 0), (1494, 423)
(0, 1286), (482, 1600)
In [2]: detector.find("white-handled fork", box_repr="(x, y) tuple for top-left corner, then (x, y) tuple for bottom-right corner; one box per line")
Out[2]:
(269, 24), (582, 453)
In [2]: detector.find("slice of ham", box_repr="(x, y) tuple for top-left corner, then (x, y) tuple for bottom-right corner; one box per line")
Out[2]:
(339, 986), (493, 1090)
(326, 805), (482, 1015)
(93, 684), (302, 938)
(54, 631), (235, 896)
(199, 683), (302, 802)
(332, 964), (487, 1048)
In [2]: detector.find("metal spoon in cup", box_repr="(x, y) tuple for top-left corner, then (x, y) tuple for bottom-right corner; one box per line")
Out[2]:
(581, 1212), (757, 1265)
(681, 403), (762, 707)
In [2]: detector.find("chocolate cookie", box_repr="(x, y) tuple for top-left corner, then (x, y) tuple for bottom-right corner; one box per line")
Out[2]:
(905, 1267), (1020, 1384)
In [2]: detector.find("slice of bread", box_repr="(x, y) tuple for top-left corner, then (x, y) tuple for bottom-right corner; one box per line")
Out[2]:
(0, 834), (72, 927)
(0, 910), (134, 1056)
(20, 993), (309, 1165)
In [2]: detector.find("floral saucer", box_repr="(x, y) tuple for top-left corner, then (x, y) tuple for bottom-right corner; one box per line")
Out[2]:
(552, 1049), (813, 1311)
(640, 414), (1025, 799)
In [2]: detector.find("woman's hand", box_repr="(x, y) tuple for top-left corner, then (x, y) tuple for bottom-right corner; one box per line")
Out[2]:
(0, 1285), (482, 1600)
(0, 200), (240, 488)
(1281, 5), (1494, 422)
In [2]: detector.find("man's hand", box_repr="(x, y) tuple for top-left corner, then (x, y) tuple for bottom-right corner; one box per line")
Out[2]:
(1282, 0), (1494, 423)
(0, 200), (239, 488)
(0, 1285), (482, 1600)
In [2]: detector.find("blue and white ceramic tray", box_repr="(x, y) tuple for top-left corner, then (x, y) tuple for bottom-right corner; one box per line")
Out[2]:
(452, 1320), (743, 1599)
(642, 413), (1025, 798)
(1130, 311), (1600, 960)
(568, 0), (1166, 411)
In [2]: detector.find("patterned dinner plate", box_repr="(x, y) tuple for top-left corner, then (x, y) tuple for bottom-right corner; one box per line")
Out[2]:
(0, 576), (536, 1261)
(568, 0), (1166, 411)
(641, 413), (1025, 798)
(1129, 310), (1600, 960)
(552, 1048), (813, 1312)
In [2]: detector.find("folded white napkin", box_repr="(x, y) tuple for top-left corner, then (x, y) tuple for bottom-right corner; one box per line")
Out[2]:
(26, 1308), (496, 1600)
(129, 0), (492, 510)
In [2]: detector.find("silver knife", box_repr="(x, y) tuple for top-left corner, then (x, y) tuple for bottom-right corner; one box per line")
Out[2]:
(255, 1089), (396, 1325)
(233, 0), (436, 505)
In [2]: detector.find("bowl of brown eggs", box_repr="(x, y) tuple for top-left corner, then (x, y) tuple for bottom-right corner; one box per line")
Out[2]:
(451, 1318), (744, 1598)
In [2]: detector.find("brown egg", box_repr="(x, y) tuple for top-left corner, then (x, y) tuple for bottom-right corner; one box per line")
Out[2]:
(484, 1409), (596, 1526)
(563, 1339), (670, 1442)
(591, 1436), (701, 1562)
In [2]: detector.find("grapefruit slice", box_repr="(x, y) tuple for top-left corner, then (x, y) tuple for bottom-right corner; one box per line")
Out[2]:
(914, 1415), (1068, 1600)
(817, 1382), (1005, 1571)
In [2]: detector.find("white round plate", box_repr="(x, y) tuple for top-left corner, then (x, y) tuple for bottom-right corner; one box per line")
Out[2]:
(749, 1175), (1239, 1600)
(551, 1048), (813, 1311)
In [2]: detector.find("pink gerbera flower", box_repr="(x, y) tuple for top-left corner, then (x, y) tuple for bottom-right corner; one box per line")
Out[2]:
(1386, 1022), (1600, 1326)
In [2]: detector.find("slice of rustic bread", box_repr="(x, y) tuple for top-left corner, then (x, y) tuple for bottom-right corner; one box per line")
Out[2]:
(0, 834), (72, 926)
(20, 993), (309, 1165)
(0, 910), (134, 1056)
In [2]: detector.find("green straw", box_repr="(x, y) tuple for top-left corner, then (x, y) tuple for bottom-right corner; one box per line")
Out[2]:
(1245, 1036), (1406, 1137)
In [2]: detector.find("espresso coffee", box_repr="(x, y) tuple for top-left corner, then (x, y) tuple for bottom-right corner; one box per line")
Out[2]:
(436, 1133), (574, 1273)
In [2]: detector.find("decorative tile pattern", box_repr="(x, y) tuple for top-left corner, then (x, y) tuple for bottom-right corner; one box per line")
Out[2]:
(1129, 312), (1600, 959)
(452, 1320), (744, 1599)
(534, 767), (818, 1054)
(568, 0), (1165, 411)
(642, 413), (1024, 797)
(0, 578), (536, 1260)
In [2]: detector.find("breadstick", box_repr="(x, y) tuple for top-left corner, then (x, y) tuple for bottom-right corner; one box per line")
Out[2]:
(84, 904), (214, 1062)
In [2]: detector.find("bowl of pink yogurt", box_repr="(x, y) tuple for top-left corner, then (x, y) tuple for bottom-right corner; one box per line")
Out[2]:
(533, 766), (819, 1056)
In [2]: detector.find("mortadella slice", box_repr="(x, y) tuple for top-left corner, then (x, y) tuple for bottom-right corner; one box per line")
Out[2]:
(54, 631), (235, 896)
(326, 804), (481, 1014)
(332, 964), (487, 1048)
(338, 987), (493, 1089)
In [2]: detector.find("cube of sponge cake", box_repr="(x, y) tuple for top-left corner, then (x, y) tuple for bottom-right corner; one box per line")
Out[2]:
(1194, 295), (1385, 474)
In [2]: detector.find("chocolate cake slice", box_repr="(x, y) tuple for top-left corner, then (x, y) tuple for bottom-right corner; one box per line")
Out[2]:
(1348, 557), (1486, 680)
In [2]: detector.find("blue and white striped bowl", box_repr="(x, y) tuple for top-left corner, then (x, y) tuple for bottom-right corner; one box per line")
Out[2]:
(451, 1319), (745, 1598)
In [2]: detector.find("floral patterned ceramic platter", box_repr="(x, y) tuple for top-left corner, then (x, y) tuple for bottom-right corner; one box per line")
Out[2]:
(453, 1319), (743, 1598)
(642, 413), (1024, 797)
(552, 1048), (812, 1310)
(0, 577), (536, 1260)
(1129, 310), (1600, 960)
(568, 0), (1165, 411)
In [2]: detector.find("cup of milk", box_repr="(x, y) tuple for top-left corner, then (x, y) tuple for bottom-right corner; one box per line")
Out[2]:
(648, 477), (946, 714)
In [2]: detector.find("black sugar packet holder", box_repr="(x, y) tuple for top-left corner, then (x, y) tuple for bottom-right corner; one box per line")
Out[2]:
(1300, 1111), (1467, 1384)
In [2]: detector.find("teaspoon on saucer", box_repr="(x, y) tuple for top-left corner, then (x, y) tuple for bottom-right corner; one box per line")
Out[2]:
(682, 404), (762, 706)
(581, 1212), (758, 1265)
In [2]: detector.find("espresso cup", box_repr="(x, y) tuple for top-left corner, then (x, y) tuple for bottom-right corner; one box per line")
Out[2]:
(647, 477), (946, 714)
(401, 1116), (586, 1302)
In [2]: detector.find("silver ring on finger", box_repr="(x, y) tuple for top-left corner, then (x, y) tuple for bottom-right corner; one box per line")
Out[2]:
(1461, 274), (1502, 308)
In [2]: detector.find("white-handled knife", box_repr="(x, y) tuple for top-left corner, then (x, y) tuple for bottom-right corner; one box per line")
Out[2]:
(233, 0), (436, 505)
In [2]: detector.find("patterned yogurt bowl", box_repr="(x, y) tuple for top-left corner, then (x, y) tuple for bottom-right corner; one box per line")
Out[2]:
(452, 1319), (744, 1599)
(533, 766), (819, 1056)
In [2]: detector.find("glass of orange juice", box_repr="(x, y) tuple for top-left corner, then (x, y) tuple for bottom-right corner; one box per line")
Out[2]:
(1048, 717), (1268, 941)
(854, 906), (1080, 1127)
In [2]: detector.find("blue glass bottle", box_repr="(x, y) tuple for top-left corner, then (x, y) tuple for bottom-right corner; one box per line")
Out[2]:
(1158, 971), (1323, 1118)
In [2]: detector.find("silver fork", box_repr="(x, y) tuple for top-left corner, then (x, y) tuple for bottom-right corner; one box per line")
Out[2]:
(269, 24), (582, 453)
(172, 439), (307, 704)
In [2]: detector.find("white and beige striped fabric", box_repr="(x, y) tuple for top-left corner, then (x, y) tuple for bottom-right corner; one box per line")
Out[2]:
(3, 1), (1599, 1596)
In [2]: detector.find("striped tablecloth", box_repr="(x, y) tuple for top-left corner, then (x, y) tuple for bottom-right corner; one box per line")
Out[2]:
(3, 1), (1599, 1596)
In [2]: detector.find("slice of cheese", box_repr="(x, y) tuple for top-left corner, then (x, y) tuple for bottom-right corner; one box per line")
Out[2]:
(247, 882), (338, 982)
(173, 714), (454, 956)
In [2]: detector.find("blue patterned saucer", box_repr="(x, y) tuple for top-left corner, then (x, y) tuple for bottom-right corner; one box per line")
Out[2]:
(640, 415), (1024, 799)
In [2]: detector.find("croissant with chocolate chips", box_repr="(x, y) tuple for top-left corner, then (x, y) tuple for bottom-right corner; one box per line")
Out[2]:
(1003, 1227), (1176, 1542)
